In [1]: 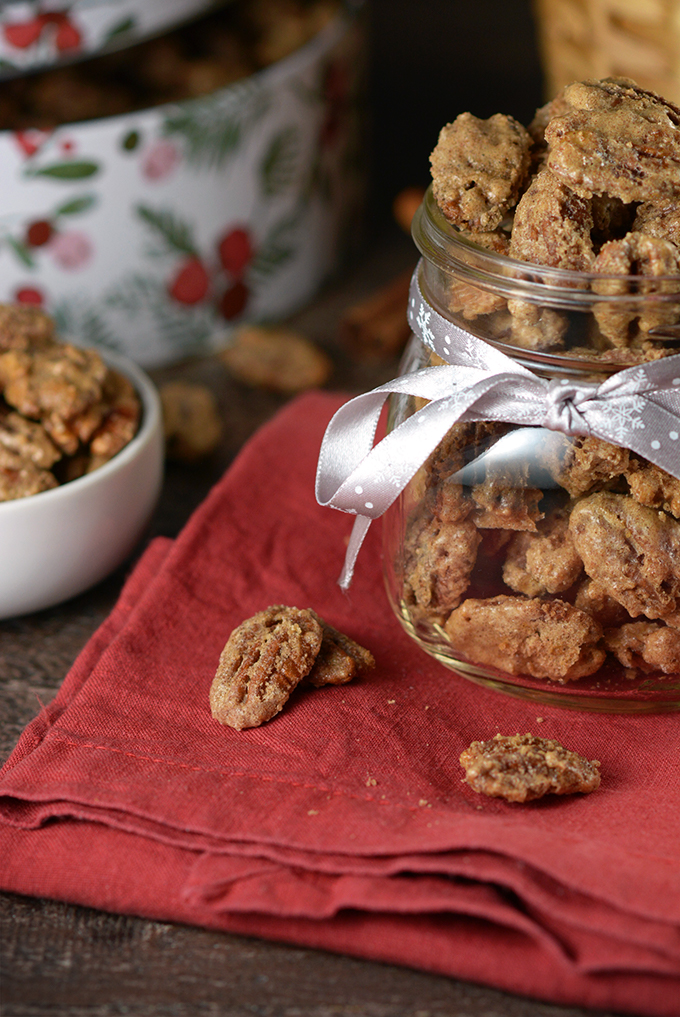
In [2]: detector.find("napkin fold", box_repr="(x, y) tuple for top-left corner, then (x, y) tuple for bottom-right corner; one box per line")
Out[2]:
(2, 390), (680, 1017)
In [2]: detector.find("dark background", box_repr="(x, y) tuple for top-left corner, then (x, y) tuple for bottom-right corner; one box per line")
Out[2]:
(364, 0), (545, 232)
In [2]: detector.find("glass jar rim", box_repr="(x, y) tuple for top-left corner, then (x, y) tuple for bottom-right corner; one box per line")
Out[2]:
(412, 185), (680, 312)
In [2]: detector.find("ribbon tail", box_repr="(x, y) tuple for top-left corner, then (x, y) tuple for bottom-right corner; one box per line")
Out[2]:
(338, 514), (372, 590)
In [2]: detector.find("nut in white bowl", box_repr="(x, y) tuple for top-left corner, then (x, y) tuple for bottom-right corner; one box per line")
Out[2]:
(0, 349), (163, 619)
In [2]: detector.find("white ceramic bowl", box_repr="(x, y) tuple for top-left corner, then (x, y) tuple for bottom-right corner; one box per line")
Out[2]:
(0, 349), (164, 619)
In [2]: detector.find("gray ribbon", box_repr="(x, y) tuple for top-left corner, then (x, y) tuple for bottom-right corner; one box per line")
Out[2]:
(316, 262), (680, 588)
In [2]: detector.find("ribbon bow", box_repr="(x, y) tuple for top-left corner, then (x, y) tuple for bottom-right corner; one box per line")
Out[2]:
(316, 263), (680, 588)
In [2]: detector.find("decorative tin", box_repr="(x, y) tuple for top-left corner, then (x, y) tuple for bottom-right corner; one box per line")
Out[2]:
(0, 7), (365, 365)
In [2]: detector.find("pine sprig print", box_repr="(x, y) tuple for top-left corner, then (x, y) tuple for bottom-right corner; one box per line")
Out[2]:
(259, 126), (301, 197)
(135, 205), (198, 257)
(161, 85), (271, 170)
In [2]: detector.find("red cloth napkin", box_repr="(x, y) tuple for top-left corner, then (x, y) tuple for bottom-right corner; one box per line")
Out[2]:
(2, 390), (680, 1016)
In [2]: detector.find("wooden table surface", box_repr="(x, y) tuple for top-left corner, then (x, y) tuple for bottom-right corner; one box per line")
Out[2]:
(0, 233), (627, 1017)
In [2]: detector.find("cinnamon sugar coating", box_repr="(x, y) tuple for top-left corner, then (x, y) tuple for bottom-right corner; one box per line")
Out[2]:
(506, 299), (568, 352)
(460, 733), (601, 802)
(545, 78), (680, 204)
(633, 202), (680, 247)
(431, 77), (680, 358)
(404, 500), (481, 619)
(471, 478), (544, 531)
(626, 458), (680, 518)
(0, 445), (58, 500)
(444, 595), (604, 682)
(430, 113), (532, 232)
(447, 230), (510, 319)
(569, 492), (680, 622)
(210, 606), (375, 728)
(574, 578), (629, 628)
(605, 620), (680, 674)
(592, 233), (680, 344)
(210, 606), (323, 730)
(306, 612), (375, 687)
(0, 305), (141, 498)
(502, 509), (582, 597)
(0, 408), (61, 469)
(547, 436), (629, 499)
(509, 167), (595, 271)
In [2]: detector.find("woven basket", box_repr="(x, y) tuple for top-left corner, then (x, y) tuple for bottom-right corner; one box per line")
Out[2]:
(533, 0), (680, 104)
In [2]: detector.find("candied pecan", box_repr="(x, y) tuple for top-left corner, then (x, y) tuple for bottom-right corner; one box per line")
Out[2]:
(471, 478), (544, 531)
(161, 381), (222, 462)
(88, 369), (141, 464)
(574, 577), (629, 628)
(569, 492), (680, 621)
(545, 78), (680, 204)
(0, 408), (60, 468)
(1, 342), (107, 422)
(220, 325), (332, 394)
(0, 350), (31, 390)
(509, 167), (595, 271)
(502, 509), (583, 597)
(305, 613), (375, 687)
(447, 230), (510, 319)
(0, 304), (54, 352)
(633, 202), (680, 247)
(430, 112), (532, 232)
(42, 398), (109, 456)
(548, 435), (629, 498)
(426, 421), (509, 488)
(626, 457), (680, 518)
(507, 299), (568, 351)
(604, 620), (680, 674)
(592, 233), (680, 346)
(528, 90), (573, 148)
(404, 502), (481, 619)
(210, 605), (323, 730)
(444, 595), (605, 682)
(460, 733), (601, 802)
(0, 446), (58, 500)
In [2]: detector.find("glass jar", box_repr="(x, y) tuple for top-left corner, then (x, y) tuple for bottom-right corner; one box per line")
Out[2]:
(382, 186), (680, 712)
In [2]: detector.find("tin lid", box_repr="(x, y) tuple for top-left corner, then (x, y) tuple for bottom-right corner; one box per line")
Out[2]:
(0, 0), (227, 80)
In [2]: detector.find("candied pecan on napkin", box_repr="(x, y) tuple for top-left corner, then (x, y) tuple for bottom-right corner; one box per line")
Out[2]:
(1, 391), (680, 1017)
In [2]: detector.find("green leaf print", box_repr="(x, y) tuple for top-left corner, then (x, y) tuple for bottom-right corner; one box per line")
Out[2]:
(136, 205), (198, 257)
(5, 235), (35, 269)
(25, 161), (100, 181)
(53, 195), (97, 217)
(259, 127), (301, 198)
(103, 16), (136, 43)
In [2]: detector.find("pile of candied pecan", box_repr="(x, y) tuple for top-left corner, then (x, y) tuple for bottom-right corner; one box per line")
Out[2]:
(0, 304), (140, 500)
(429, 76), (680, 358)
(402, 78), (680, 683)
